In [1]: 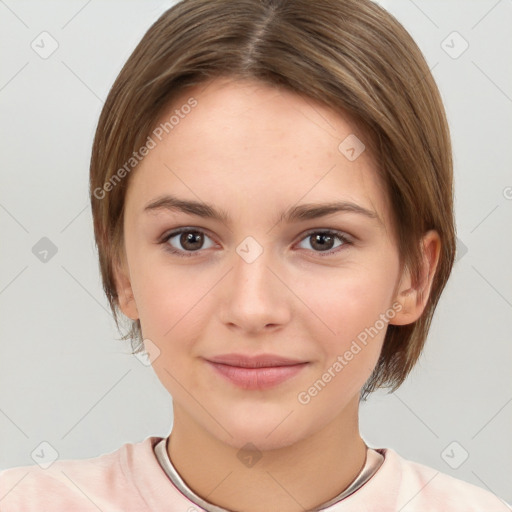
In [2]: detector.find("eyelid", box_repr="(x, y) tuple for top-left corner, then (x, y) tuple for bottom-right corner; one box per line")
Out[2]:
(294, 228), (352, 257)
(159, 226), (354, 243)
(159, 226), (217, 244)
(297, 227), (353, 244)
(159, 226), (353, 257)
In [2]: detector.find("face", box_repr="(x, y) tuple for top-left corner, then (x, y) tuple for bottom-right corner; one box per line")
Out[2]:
(115, 77), (432, 451)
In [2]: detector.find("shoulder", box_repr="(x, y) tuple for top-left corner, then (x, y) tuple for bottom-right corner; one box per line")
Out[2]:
(0, 436), (161, 511)
(382, 447), (511, 511)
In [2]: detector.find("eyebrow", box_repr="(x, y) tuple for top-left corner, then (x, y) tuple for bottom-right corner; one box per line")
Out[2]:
(143, 194), (380, 226)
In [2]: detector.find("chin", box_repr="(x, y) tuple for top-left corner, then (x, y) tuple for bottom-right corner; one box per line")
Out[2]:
(211, 414), (309, 453)
(227, 432), (302, 454)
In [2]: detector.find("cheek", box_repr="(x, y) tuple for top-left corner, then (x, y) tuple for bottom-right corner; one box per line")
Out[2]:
(304, 266), (395, 341)
(297, 290), (389, 410)
(296, 263), (397, 393)
(132, 264), (215, 349)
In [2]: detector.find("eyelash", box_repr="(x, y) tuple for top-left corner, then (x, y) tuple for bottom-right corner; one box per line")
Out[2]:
(159, 227), (352, 258)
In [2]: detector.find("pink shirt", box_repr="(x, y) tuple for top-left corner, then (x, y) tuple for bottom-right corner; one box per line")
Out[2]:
(0, 436), (509, 511)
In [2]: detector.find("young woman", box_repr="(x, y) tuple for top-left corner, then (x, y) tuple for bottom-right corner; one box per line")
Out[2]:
(1, 0), (509, 510)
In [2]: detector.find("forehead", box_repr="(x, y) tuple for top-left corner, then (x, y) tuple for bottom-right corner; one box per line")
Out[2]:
(125, 77), (392, 232)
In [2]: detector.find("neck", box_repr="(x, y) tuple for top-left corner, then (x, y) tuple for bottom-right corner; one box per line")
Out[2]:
(167, 398), (367, 512)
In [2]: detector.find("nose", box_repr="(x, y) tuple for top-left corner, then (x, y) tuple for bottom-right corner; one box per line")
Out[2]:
(218, 243), (291, 334)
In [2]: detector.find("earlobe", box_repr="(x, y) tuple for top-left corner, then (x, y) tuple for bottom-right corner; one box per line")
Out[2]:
(113, 253), (139, 321)
(390, 230), (441, 326)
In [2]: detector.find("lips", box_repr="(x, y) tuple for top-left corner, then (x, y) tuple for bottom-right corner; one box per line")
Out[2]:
(206, 353), (307, 368)
(204, 353), (309, 390)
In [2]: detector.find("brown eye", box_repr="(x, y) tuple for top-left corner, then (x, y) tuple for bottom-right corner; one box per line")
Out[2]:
(162, 228), (215, 256)
(179, 231), (204, 251)
(297, 230), (351, 255)
(309, 233), (336, 251)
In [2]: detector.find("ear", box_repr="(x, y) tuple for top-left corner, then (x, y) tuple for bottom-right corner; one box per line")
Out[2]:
(390, 230), (441, 326)
(112, 249), (139, 321)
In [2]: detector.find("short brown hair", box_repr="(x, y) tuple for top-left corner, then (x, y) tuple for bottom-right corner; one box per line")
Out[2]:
(89, 0), (456, 400)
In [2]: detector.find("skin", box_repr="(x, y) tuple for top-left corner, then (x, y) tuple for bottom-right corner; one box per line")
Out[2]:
(114, 77), (440, 512)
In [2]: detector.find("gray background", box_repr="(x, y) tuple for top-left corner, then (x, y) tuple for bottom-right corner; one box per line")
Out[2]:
(1, 0), (511, 505)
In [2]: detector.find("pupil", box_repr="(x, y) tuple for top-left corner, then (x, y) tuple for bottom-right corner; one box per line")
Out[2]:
(182, 231), (202, 251)
(313, 233), (333, 251)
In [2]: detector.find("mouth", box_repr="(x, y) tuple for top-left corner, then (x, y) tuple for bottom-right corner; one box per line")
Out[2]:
(204, 353), (309, 390)
(206, 353), (308, 368)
